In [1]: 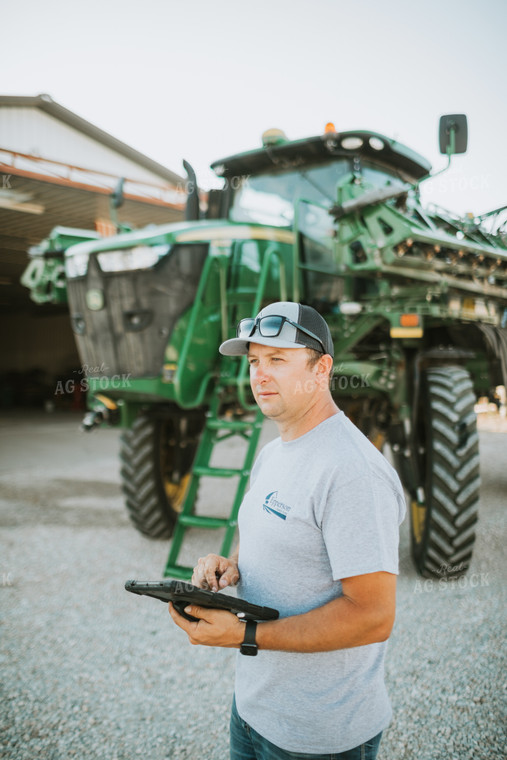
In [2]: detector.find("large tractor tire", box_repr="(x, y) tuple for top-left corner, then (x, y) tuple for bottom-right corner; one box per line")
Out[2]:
(411, 366), (480, 578)
(120, 410), (204, 538)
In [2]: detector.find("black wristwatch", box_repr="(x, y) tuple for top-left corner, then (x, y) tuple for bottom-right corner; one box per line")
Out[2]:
(240, 619), (258, 656)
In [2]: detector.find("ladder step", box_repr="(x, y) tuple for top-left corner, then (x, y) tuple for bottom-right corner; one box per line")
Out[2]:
(193, 465), (243, 478)
(206, 418), (255, 432)
(217, 376), (250, 387)
(164, 565), (193, 580)
(162, 405), (263, 579)
(178, 515), (233, 529)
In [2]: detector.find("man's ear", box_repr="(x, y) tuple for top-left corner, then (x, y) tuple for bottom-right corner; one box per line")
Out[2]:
(316, 354), (334, 385)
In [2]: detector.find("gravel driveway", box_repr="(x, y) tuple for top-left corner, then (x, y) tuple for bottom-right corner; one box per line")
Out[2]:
(0, 410), (505, 759)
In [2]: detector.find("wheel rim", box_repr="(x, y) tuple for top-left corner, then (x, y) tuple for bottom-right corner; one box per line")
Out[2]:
(410, 499), (426, 546)
(163, 473), (191, 513)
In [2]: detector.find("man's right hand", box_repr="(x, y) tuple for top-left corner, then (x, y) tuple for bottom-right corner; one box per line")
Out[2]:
(191, 553), (240, 592)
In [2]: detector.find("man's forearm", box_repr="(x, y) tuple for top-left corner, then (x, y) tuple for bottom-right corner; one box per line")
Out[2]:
(254, 572), (397, 653)
(255, 594), (394, 653)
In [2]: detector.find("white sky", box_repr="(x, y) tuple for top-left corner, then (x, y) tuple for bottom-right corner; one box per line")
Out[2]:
(2, 0), (506, 217)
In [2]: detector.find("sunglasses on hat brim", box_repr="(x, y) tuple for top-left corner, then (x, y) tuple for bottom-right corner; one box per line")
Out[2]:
(237, 315), (326, 354)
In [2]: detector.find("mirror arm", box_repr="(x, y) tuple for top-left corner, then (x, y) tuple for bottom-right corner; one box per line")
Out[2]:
(416, 153), (452, 187)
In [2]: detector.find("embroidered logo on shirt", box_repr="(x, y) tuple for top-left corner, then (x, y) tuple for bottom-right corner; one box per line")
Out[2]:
(262, 491), (291, 520)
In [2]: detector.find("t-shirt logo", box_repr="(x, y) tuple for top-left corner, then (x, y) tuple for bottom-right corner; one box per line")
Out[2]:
(262, 491), (291, 520)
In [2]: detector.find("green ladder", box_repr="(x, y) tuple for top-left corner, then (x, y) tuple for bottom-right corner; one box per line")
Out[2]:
(163, 394), (264, 579)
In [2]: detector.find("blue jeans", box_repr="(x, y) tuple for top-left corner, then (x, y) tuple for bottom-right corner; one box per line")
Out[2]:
(230, 697), (382, 760)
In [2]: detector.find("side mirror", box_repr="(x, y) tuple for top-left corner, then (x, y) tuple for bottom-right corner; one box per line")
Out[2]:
(439, 114), (468, 155)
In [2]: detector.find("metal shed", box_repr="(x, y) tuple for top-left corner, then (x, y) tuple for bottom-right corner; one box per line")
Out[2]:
(0, 94), (186, 406)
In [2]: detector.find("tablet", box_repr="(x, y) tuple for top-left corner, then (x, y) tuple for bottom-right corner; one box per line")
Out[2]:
(125, 579), (279, 622)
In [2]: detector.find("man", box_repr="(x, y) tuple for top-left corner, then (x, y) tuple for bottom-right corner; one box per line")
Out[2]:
(169, 301), (406, 759)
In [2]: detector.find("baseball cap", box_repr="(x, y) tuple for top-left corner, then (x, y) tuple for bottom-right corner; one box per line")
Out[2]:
(219, 301), (334, 357)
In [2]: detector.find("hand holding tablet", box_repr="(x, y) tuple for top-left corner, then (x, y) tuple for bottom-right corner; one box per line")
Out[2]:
(125, 579), (279, 622)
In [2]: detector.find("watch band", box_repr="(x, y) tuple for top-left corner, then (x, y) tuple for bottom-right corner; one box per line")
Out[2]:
(240, 619), (258, 656)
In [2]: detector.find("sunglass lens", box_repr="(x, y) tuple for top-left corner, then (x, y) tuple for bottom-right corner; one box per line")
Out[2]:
(259, 315), (284, 336)
(237, 318), (255, 337)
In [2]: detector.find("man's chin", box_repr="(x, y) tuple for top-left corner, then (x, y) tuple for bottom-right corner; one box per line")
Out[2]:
(256, 396), (282, 417)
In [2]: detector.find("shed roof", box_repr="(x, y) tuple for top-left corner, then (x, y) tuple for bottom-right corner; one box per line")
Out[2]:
(0, 94), (184, 186)
(0, 95), (186, 313)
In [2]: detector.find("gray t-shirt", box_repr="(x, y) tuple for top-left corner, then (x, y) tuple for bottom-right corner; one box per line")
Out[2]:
(235, 411), (406, 754)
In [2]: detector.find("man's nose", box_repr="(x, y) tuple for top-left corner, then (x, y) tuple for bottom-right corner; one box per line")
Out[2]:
(252, 362), (269, 384)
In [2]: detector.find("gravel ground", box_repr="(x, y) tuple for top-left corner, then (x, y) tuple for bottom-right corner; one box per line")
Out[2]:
(0, 410), (506, 759)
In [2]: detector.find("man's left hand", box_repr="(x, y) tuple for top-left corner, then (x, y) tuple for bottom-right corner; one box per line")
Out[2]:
(168, 603), (245, 648)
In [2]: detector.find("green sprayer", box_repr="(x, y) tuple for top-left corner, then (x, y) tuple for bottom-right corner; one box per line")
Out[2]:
(22, 115), (507, 580)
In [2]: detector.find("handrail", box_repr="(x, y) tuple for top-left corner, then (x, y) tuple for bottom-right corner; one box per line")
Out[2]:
(236, 244), (288, 410)
(174, 241), (290, 410)
(173, 252), (228, 407)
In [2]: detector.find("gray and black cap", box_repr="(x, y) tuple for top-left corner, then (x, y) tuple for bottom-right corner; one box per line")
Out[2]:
(219, 301), (334, 358)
